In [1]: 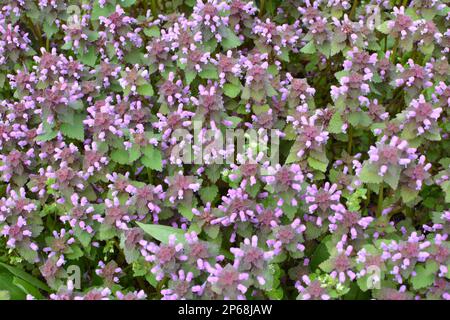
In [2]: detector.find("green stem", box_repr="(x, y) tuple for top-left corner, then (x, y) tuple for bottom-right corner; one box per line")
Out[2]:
(142, 0), (148, 13)
(365, 189), (371, 211)
(349, 0), (359, 20)
(147, 168), (153, 184)
(151, 0), (159, 17)
(347, 126), (353, 155)
(377, 184), (384, 217)
(259, 0), (265, 17)
(391, 39), (399, 63)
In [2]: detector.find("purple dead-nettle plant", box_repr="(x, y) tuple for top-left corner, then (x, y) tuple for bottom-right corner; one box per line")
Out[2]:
(400, 155), (433, 192)
(229, 152), (266, 187)
(252, 204), (283, 234)
(263, 164), (304, 196)
(164, 172), (201, 205)
(204, 262), (250, 300)
(140, 234), (187, 281)
(380, 232), (432, 284)
(126, 183), (165, 222)
(184, 231), (220, 271)
(402, 94), (442, 136)
(96, 260), (123, 285)
(94, 197), (133, 231)
(359, 135), (419, 187)
(118, 64), (149, 94)
(115, 290), (147, 300)
(267, 218), (306, 258)
(287, 111), (329, 159)
(62, 12), (90, 49)
(191, 0), (230, 41)
(191, 81), (225, 121)
(295, 275), (331, 300)
(213, 187), (255, 227)
(281, 74), (316, 108)
(328, 203), (374, 240)
(75, 288), (112, 300)
(394, 59), (433, 97)
(230, 235), (274, 287)
(305, 182), (341, 226)
(60, 193), (95, 234)
(325, 236), (357, 284)
(2, 216), (37, 251)
(161, 270), (196, 300)
(0, 18), (31, 66)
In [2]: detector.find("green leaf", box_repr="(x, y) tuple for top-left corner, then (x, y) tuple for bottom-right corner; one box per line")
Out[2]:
(223, 83), (241, 98)
(221, 28), (242, 50)
(0, 262), (50, 292)
(319, 258), (334, 273)
(307, 157), (328, 172)
(119, 0), (137, 7)
(0, 273), (26, 300)
(348, 112), (372, 127)
(199, 65), (219, 80)
(376, 21), (390, 34)
(111, 149), (130, 165)
(204, 225), (220, 239)
(91, 2), (115, 20)
(185, 70), (196, 84)
(310, 236), (331, 271)
(199, 185), (218, 204)
(328, 112), (344, 134)
(359, 164), (383, 184)
(12, 277), (44, 299)
(300, 41), (316, 54)
(128, 144), (141, 163)
(66, 245), (84, 260)
(136, 222), (187, 245)
(178, 203), (194, 221)
(400, 186), (419, 203)
(330, 41), (345, 56)
(384, 167), (401, 190)
(98, 224), (116, 240)
(60, 113), (85, 141)
(36, 129), (57, 142)
(411, 263), (438, 290)
(124, 51), (144, 65)
(279, 48), (290, 62)
(141, 146), (162, 171)
(43, 21), (58, 38)
(80, 47), (97, 67)
(224, 116), (242, 128)
(266, 287), (284, 300)
(205, 165), (221, 183)
(0, 290), (9, 300)
(137, 84), (154, 97)
(442, 181), (450, 203)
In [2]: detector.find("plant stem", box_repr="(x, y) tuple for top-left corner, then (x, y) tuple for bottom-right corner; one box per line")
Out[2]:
(259, 0), (265, 17)
(365, 189), (371, 211)
(391, 39), (399, 63)
(377, 184), (384, 217)
(151, 0), (159, 17)
(347, 126), (353, 155)
(349, 0), (358, 20)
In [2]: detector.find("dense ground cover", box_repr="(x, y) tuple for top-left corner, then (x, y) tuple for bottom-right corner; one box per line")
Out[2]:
(0, 0), (449, 300)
